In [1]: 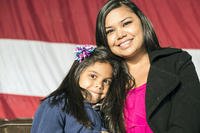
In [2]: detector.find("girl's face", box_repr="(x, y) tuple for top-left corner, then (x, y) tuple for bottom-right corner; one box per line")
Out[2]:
(79, 61), (113, 103)
(105, 5), (144, 58)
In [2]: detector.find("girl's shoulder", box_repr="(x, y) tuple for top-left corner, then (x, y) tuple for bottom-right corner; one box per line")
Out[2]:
(35, 96), (65, 118)
(31, 97), (67, 133)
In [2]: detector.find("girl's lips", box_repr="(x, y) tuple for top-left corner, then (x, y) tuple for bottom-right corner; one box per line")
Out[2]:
(88, 90), (103, 96)
(89, 90), (104, 103)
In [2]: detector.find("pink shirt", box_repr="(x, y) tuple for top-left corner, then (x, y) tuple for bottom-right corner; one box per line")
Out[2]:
(124, 83), (153, 133)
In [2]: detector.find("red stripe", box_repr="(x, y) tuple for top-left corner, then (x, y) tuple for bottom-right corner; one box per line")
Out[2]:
(0, 0), (200, 48)
(0, 93), (43, 120)
(0, 0), (107, 44)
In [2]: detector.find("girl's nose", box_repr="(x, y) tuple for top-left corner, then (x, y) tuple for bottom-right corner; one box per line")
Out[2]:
(95, 82), (103, 90)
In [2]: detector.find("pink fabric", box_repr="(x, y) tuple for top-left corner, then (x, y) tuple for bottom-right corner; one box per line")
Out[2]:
(124, 83), (153, 133)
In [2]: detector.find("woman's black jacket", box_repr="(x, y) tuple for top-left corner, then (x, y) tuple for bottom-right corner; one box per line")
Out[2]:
(146, 48), (200, 133)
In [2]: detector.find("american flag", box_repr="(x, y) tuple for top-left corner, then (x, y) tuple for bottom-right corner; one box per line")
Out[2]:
(0, 0), (199, 120)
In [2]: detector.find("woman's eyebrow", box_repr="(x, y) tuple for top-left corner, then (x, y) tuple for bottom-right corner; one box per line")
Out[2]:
(121, 17), (132, 22)
(105, 26), (112, 29)
(105, 17), (132, 29)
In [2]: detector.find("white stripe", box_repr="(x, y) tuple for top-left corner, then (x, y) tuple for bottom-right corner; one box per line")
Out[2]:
(0, 39), (199, 96)
(0, 39), (93, 96)
(184, 49), (200, 79)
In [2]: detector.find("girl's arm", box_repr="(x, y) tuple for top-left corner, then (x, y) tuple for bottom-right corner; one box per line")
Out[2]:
(31, 99), (64, 133)
(31, 99), (108, 133)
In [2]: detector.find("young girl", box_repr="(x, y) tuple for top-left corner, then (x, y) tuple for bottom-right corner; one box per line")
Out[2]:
(31, 46), (133, 133)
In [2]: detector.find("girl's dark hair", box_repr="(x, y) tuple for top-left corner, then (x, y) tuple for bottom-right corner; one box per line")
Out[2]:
(44, 46), (133, 132)
(96, 0), (161, 54)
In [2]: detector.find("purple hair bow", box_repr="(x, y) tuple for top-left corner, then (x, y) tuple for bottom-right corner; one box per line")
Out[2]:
(75, 46), (95, 62)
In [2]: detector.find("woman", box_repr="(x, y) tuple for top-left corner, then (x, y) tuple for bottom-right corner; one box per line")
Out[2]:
(96, 0), (200, 133)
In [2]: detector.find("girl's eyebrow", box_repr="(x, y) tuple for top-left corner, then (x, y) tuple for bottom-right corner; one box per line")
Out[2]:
(88, 70), (112, 79)
(105, 17), (132, 29)
(103, 76), (113, 80)
(88, 70), (97, 74)
(88, 70), (100, 76)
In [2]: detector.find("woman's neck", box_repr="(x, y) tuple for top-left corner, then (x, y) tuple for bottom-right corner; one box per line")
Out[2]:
(126, 49), (150, 87)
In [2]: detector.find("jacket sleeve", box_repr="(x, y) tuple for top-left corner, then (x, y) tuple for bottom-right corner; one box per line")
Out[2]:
(165, 51), (200, 133)
(31, 99), (65, 133)
(31, 99), (104, 133)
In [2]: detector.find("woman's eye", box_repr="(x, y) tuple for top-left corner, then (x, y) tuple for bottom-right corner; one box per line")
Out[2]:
(106, 29), (114, 35)
(123, 21), (132, 27)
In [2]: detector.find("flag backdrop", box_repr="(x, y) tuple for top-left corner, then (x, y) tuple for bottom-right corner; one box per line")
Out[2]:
(0, 0), (200, 120)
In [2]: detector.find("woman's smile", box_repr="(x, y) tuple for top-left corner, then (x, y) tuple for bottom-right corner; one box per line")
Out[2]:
(117, 39), (133, 49)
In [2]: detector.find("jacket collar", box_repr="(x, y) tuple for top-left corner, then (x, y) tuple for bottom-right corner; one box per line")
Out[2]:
(149, 48), (182, 63)
(146, 48), (181, 118)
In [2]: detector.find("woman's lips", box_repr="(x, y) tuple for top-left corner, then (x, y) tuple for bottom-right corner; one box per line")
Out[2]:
(118, 39), (133, 49)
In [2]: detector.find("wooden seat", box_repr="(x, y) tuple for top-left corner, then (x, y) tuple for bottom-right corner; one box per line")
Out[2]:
(0, 118), (32, 133)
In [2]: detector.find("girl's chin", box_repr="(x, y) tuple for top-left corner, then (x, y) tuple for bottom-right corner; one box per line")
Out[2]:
(90, 100), (98, 104)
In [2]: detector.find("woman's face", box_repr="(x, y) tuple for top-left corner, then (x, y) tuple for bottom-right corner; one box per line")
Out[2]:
(79, 62), (113, 103)
(105, 5), (144, 58)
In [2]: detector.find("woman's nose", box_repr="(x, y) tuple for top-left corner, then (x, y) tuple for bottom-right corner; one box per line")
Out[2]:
(116, 28), (126, 40)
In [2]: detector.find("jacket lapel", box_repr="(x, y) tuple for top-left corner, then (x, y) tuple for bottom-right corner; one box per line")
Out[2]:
(146, 48), (181, 118)
(146, 66), (180, 118)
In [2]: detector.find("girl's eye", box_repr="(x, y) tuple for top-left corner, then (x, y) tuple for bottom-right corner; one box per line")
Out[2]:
(123, 21), (132, 27)
(89, 74), (97, 79)
(103, 79), (112, 86)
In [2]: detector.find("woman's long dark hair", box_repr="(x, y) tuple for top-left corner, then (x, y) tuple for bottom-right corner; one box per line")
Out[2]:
(96, 0), (161, 54)
(43, 46), (133, 132)
(102, 60), (133, 133)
